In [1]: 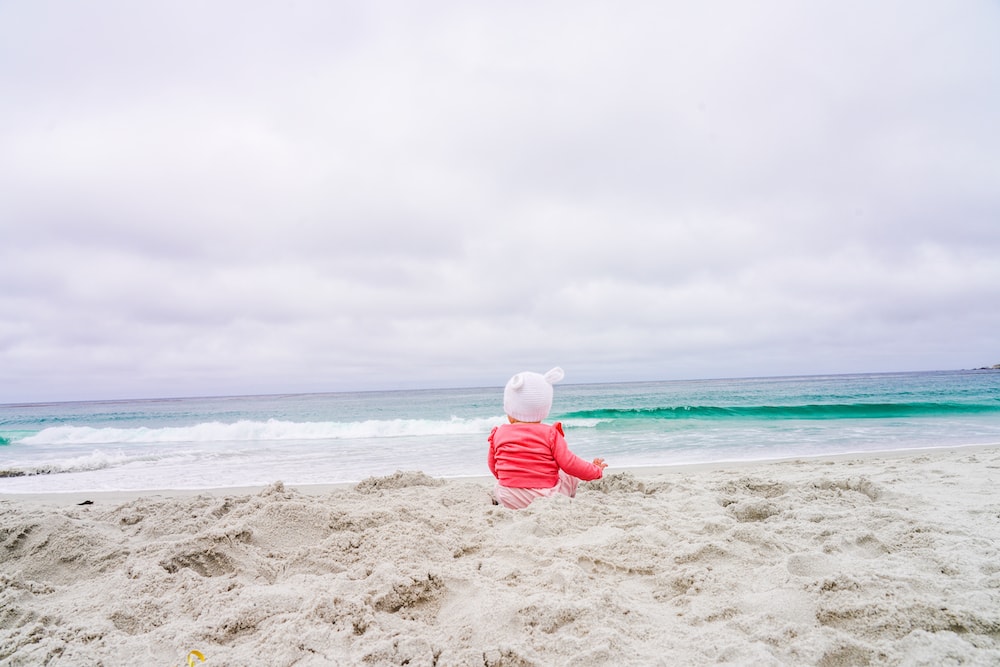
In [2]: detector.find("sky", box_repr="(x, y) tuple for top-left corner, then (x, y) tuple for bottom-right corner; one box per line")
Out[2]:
(2, 1), (999, 403)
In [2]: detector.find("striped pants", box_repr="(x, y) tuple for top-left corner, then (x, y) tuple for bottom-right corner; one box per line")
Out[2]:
(493, 471), (582, 510)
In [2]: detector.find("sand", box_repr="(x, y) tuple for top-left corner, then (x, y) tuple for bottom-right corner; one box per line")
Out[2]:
(2, 447), (999, 666)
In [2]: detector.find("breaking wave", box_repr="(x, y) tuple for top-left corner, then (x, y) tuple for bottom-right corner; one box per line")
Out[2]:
(18, 416), (505, 446)
(560, 401), (1000, 421)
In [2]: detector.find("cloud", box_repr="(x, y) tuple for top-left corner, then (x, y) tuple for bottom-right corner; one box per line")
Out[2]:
(2, 0), (999, 401)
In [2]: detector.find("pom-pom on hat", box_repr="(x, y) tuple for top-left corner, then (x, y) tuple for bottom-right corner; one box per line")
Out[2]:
(503, 367), (565, 422)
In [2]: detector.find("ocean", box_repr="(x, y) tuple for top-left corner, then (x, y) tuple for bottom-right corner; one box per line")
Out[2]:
(2, 369), (999, 494)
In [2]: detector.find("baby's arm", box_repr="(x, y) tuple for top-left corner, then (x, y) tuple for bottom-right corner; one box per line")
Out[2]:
(550, 425), (605, 480)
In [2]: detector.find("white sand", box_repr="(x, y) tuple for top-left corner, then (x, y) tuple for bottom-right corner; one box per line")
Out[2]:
(2, 447), (999, 666)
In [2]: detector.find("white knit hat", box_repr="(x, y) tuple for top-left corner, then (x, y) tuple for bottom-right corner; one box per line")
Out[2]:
(503, 367), (565, 422)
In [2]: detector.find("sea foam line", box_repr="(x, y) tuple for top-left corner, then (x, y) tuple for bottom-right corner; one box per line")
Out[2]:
(0, 449), (162, 478)
(17, 416), (507, 446)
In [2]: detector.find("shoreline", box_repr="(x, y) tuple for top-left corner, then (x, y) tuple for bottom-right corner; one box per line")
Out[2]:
(2, 441), (996, 506)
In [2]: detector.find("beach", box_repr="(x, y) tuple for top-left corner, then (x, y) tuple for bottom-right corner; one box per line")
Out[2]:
(2, 446), (999, 666)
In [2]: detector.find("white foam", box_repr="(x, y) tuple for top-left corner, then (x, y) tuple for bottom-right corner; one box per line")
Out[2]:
(18, 416), (506, 446)
(12, 449), (153, 476)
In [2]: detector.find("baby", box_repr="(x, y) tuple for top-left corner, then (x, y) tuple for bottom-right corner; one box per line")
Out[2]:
(488, 367), (607, 509)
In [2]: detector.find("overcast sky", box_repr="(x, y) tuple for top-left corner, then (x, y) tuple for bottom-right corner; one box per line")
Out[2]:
(2, 1), (998, 403)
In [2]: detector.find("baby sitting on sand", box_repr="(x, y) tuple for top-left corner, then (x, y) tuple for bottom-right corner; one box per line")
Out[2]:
(488, 367), (607, 509)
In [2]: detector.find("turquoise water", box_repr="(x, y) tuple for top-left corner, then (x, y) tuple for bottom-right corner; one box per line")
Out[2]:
(1, 370), (999, 493)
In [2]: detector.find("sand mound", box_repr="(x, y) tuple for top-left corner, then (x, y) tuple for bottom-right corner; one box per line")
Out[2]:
(355, 470), (447, 494)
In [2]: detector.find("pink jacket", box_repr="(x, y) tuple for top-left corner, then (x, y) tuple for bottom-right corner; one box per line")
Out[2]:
(488, 422), (604, 489)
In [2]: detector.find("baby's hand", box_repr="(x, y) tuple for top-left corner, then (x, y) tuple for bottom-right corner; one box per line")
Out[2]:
(592, 458), (608, 470)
